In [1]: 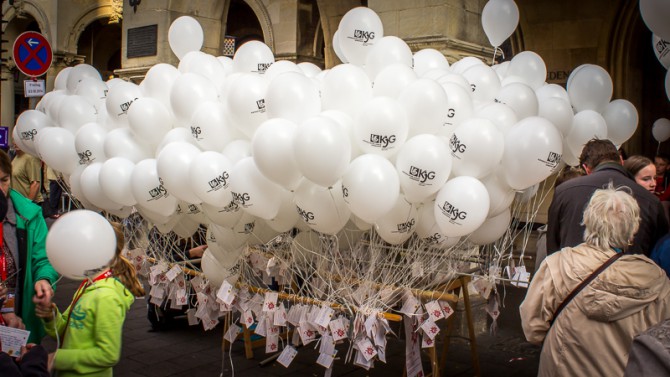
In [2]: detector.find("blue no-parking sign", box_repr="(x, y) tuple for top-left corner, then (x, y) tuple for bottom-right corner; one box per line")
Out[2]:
(12, 31), (53, 77)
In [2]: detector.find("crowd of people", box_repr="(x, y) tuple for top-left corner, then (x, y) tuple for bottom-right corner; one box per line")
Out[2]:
(523, 138), (670, 377)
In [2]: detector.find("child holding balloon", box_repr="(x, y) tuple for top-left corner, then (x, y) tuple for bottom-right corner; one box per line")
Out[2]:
(35, 219), (144, 376)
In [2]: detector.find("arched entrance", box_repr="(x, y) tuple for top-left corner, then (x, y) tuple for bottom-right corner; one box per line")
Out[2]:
(76, 18), (121, 80)
(226, 0), (265, 47)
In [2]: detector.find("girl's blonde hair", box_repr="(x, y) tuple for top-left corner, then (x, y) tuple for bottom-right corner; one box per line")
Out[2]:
(110, 222), (145, 297)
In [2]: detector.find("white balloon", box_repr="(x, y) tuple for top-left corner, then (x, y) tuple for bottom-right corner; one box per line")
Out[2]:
(413, 48), (449, 77)
(652, 118), (670, 143)
(640, 0), (670, 41)
(494, 82), (539, 119)
(229, 157), (282, 220)
(439, 82), (475, 136)
(481, 0), (519, 47)
(189, 151), (234, 206)
(201, 249), (241, 288)
(58, 95), (98, 134)
(251, 118), (302, 190)
(35, 127), (78, 175)
(566, 110), (608, 158)
(127, 97), (173, 149)
(156, 142), (202, 203)
(535, 83), (570, 103)
(156, 127), (201, 153)
(297, 62), (322, 78)
(462, 64), (502, 104)
(399, 78), (451, 137)
(321, 64), (372, 116)
(266, 189), (300, 232)
(332, 29), (349, 64)
(451, 56), (485, 75)
(342, 154), (400, 224)
(602, 99), (638, 146)
(503, 116), (564, 190)
(449, 118), (504, 179)
(415, 201), (461, 248)
(202, 200), (243, 228)
(222, 139), (252, 164)
(375, 195), (418, 245)
(131, 159), (179, 217)
(190, 101), (235, 151)
(232, 40), (275, 74)
(170, 72), (219, 124)
(99, 157), (137, 206)
(476, 102), (519, 135)
(537, 97), (573, 136)
(353, 97), (408, 158)
(74, 78), (108, 111)
(225, 73), (268, 138)
(434, 176), (490, 237)
(364, 36), (413, 80)
(54, 67), (72, 91)
(294, 116), (351, 188)
(396, 134), (452, 204)
(103, 127), (151, 163)
(79, 163), (124, 210)
(294, 179), (351, 235)
(468, 208), (511, 245)
(337, 7), (384, 66)
(481, 173), (515, 217)
(264, 60), (301, 82)
(15, 110), (53, 156)
(46, 210), (116, 280)
(372, 63), (417, 98)
(567, 64), (613, 113)
(66, 64), (102, 93)
(168, 16), (204, 59)
(105, 81), (143, 127)
(505, 51), (547, 90)
(142, 63), (180, 109)
(265, 71), (321, 124)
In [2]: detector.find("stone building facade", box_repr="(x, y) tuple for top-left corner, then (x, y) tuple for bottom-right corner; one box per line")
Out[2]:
(0, 0), (667, 156)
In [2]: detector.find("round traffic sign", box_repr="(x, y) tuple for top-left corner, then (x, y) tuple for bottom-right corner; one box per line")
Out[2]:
(12, 31), (53, 77)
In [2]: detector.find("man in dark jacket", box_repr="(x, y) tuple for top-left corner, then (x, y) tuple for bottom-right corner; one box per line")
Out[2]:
(547, 139), (668, 255)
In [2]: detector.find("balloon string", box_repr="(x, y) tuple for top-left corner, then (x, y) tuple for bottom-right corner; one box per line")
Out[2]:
(491, 46), (499, 66)
(658, 141), (662, 155)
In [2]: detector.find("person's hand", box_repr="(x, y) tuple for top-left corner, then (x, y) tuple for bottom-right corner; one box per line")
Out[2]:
(188, 245), (207, 259)
(2, 312), (25, 329)
(34, 302), (55, 320)
(33, 279), (54, 307)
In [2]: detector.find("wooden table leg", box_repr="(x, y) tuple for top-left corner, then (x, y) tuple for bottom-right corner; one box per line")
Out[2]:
(461, 276), (481, 376)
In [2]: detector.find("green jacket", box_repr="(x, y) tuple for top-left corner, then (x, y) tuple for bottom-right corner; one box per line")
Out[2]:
(44, 276), (134, 377)
(9, 189), (59, 343)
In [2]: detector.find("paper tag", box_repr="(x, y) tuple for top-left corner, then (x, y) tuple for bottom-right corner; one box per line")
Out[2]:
(165, 264), (182, 281)
(317, 352), (335, 369)
(216, 281), (237, 305)
(471, 277), (493, 300)
(242, 309), (255, 329)
(329, 318), (347, 341)
(174, 289), (188, 306)
(421, 334), (435, 348)
(273, 302), (288, 327)
(511, 266), (530, 288)
(150, 284), (165, 300)
(319, 333), (336, 355)
(420, 318), (440, 340)
(315, 305), (335, 329)
(411, 261), (424, 278)
(255, 315), (268, 337)
(202, 317), (219, 331)
(263, 292), (279, 312)
(265, 333), (279, 353)
(354, 348), (373, 370)
(400, 294), (421, 315)
(223, 323), (242, 343)
(377, 344), (387, 363)
(186, 308), (199, 326)
(277, 346), (298, 368)
(356, 338), (377, 361)
(425, 300), (445, 322)
(190, 276), (206, 293)
(298, 325), (317, 345)
(439, 301), (454, 319)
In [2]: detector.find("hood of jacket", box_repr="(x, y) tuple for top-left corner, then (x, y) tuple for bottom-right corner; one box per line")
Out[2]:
(578, 253), (668, 322)
(83, 276), (135, 312)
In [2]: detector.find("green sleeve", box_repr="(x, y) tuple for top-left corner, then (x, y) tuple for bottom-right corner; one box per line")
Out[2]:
(42, 306), (67, 340)
(53, 290), (126, 372)
(31, 215), (59, 285)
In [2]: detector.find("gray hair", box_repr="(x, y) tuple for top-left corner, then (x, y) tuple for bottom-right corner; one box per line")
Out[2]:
(582, 184), (640, 250)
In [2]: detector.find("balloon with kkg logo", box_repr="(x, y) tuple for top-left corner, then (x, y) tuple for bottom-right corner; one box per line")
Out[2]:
(375, 195), (418, 245)
(434, 176), (490, 238)
(293, 179), (350, 235)
(449, 118), (504, 179)
(395, 134), (452, 204)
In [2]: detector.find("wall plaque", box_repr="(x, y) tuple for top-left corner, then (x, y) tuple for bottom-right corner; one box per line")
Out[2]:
(127, 24), (157, 58)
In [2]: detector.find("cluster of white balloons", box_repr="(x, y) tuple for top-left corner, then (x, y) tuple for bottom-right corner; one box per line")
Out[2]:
(18, 8), (640, 279)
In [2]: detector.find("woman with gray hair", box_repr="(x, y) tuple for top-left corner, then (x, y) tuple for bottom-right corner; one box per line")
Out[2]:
(520, 185), (670, 377)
